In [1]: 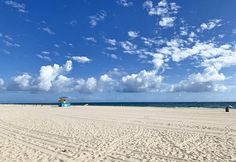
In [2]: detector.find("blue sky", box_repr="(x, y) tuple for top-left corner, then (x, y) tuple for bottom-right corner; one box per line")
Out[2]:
(0, 0), (236, 102)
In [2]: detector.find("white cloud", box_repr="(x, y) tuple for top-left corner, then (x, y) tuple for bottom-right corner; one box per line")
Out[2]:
(189, 67), (225, 82)
(71, 56), (91, 63)
(54, 44), (60, 48)
(143, 0), (180, 27)
(141, 37), (164, 47)
(104, 38), (117, 46)
(180, 27), (188, 36)
(128, 31), (139, 39)
(68, 20), (78, 26)
(75, 77), (98, 93)
(202, 52), (236, 70)
(0, 78), (4, 90)
(120, 41), (137, 54)
(116, 0), (133, 7)
(99, 74), (117, 92)
(37, 61), (72, 91)
(2, 40), (20, 47)
(120, 70), (163, 92)
(233, 29), (236, 34)
(159, 17), (175, 27)
(3, 34), (13, 41)
(151, 53), (165, 70)
(4, 0), (27, 13)
(8, 63), (166, 94)
(104, 52), (119, 60)
(106, 47), (117, 51)
(1, 49), (11, 55)
(100, 74), (113, 82)
(170, 67), (226, 92)
(37, 64), (62, 91)
(149, 38), (236, 93)
(52, 75), (74, 92)
(169, 2), (180, 12)
(156, 40), (235, 63)
(41, 51), (50, 55)
(37, 51), (51, 61)
(41, 27), (55, 35)
(0, 33), (20, 48)
(37, 54), (51, 61)
(64, 60), (73, 72)
(83, 37), (97, 43)
(110, 54), (118, 59)
(89, 10), (107, 28)
(200, 19), (221, 31)
(218, 34), (224, 38)
(12, 73), (32, 90)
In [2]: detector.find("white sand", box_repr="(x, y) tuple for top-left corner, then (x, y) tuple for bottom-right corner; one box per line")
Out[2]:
(0, 105), (235, 162)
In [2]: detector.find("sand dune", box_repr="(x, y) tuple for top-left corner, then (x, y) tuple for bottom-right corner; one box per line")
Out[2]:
(0, 105), (235, 162)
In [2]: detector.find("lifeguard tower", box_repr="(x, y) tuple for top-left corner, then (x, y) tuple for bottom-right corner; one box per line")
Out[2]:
(58, 97), (71, 107)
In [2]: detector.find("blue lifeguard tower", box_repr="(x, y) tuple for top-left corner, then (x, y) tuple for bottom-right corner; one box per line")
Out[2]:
(58, 97), (71, 107)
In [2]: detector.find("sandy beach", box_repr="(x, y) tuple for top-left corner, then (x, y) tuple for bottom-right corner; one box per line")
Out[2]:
(0, 105), (235, 162)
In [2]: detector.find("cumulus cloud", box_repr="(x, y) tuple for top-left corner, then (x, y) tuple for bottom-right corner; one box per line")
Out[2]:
(64, 60), (73, 72)
(119, 70), (163, 92)
(100, 74), (113, 82)
(202, 52), (236, 70)
(4, 0), (28, 13)
(75, 77), (98, 93)
(141, 37), (164, 47)
(151, 53), (165, 70)
(11, 73), (32, 90)
(37, 60), (72, 91)
(9, 61), (101, 93)
(170, 67), (226, 92)
(159, 17), (175, 27)
(52, 75), (75, 92)
(116, 0), (133, 7)
(71, 56), (91, 63)
(75, 74), (118, 93)
(37, 65), (62, 91)
(99, 74), (118, 91)
(143, 0), (180, 27)
(128, 31), (139, 39)
(7, 57), (166, 94)
(148, 37), (236, 93)
(156, 39), (236, 63)
(89, 10), (107, 28)
(200, 19), (221, 31)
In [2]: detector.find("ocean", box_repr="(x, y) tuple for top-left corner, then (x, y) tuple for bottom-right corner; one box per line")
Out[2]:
(5, 102), (236, 108)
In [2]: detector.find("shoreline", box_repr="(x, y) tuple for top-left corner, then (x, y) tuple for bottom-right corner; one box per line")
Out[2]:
(0, 103), (235, 109)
